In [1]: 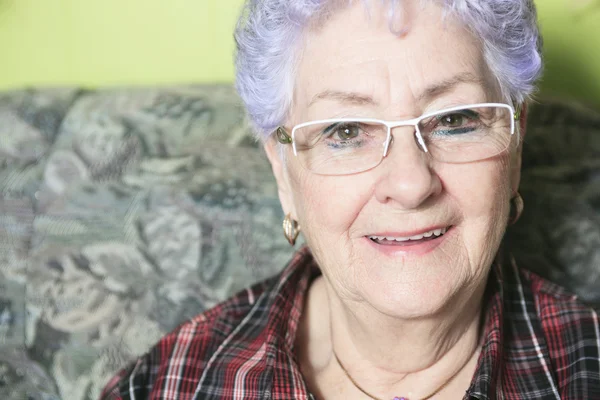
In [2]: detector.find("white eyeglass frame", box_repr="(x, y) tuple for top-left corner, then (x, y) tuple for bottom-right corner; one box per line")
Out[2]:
(283, 103), (518, 159)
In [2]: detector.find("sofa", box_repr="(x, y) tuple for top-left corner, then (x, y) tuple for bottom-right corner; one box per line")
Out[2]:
(0, 85), (599, 400)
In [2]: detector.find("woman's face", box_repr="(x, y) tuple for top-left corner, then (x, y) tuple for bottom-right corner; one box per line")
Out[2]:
(266, 0), (522, 317)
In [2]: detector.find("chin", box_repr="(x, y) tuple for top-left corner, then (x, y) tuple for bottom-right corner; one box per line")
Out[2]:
(360, 276), (462, 320)
(351, 230), (484, 319)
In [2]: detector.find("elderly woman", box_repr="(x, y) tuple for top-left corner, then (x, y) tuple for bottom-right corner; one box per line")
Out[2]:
(101, 0), (600, 399)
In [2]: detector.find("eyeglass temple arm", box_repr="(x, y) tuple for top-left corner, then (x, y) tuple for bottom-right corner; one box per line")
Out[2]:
(276, 127), (293, 144)
(514, 104), (522, 120)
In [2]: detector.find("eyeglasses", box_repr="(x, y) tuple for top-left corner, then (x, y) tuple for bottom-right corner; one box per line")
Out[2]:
(276, 103), (519, 176)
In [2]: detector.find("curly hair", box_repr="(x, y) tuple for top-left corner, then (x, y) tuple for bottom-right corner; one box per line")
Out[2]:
(234, 0), (543, 140)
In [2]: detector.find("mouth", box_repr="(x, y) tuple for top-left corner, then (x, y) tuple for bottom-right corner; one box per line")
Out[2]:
(367, 226), (451, 245)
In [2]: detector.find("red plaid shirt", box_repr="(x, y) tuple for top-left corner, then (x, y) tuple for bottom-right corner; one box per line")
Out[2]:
(100, 246), (600, 400)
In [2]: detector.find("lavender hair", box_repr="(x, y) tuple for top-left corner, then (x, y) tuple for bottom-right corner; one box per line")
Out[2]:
(234, 0), (543, 141)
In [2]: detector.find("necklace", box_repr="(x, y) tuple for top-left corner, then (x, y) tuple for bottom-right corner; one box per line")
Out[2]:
(332, 348), (460, 400)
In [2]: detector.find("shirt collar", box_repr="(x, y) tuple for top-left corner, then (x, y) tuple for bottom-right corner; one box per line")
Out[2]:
(204, 245), (559, 400)
(466, 254), (506, 399)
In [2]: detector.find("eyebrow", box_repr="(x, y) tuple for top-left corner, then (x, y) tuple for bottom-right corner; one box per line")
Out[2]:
(308, 72), (488, 109)
(308, 90), (377, 107)
(416, 72), (488, 103)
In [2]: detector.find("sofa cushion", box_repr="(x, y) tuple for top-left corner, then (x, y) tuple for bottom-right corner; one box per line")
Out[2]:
(506, 99), (600, 306)
(0, 86), (598, 400)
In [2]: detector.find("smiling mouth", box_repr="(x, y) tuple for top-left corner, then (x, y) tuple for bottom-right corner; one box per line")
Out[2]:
(368, 226), (451, 245)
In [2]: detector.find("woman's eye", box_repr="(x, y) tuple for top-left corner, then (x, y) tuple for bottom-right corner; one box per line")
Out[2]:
(323, 124), (361, 141)
(440, 113), (466, 127)
(334, 124), (360, 140)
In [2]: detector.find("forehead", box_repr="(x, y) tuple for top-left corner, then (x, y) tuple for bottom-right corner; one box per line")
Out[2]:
(294, 0), (494, 120)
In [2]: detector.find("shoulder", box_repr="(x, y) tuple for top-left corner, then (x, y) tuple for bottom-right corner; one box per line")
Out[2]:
(100, 246), (316, 399)
(502, 261), (599, 351)
(519, 267), (598, 323)
(516, 267), (600, 395)
(99, 276), (278, 399)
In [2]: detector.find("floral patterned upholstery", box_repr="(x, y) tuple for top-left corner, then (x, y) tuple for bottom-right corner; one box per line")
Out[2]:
(0, 86), (598, 400)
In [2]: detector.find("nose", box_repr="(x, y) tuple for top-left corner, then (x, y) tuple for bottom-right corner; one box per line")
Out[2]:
(373, 126), (442, 209)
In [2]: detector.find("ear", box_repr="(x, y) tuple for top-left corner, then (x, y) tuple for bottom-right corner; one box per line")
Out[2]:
(510, 102), (528, 195)
(263, 137), (298, 219)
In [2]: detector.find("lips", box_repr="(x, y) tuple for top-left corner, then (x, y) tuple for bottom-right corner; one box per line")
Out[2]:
(368, 226), (451, 245)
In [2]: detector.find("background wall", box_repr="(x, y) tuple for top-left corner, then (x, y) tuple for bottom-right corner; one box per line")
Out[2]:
(0, 0), (241, 87)
(0, 0), (599, 107)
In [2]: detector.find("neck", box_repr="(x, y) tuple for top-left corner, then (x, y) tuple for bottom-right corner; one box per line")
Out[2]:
(297, 276), (486, 399)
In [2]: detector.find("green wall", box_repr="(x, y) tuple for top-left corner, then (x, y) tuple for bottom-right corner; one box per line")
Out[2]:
(0, 0), (599, 107)
(0, 0), (242, 87)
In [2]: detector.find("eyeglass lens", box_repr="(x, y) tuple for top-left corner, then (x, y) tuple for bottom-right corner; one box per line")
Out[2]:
(293, 106), (513, 175)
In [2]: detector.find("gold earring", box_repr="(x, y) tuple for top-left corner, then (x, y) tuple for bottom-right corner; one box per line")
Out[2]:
(508, 192), (524, 225)
(283, 214), (300, 246)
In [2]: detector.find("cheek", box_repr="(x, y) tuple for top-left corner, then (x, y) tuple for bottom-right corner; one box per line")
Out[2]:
(438, 156), (512, 241)
(288, 168), (372, 241)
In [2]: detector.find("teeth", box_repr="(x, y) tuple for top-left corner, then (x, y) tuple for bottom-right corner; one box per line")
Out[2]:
(369, 227), (449, 242)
